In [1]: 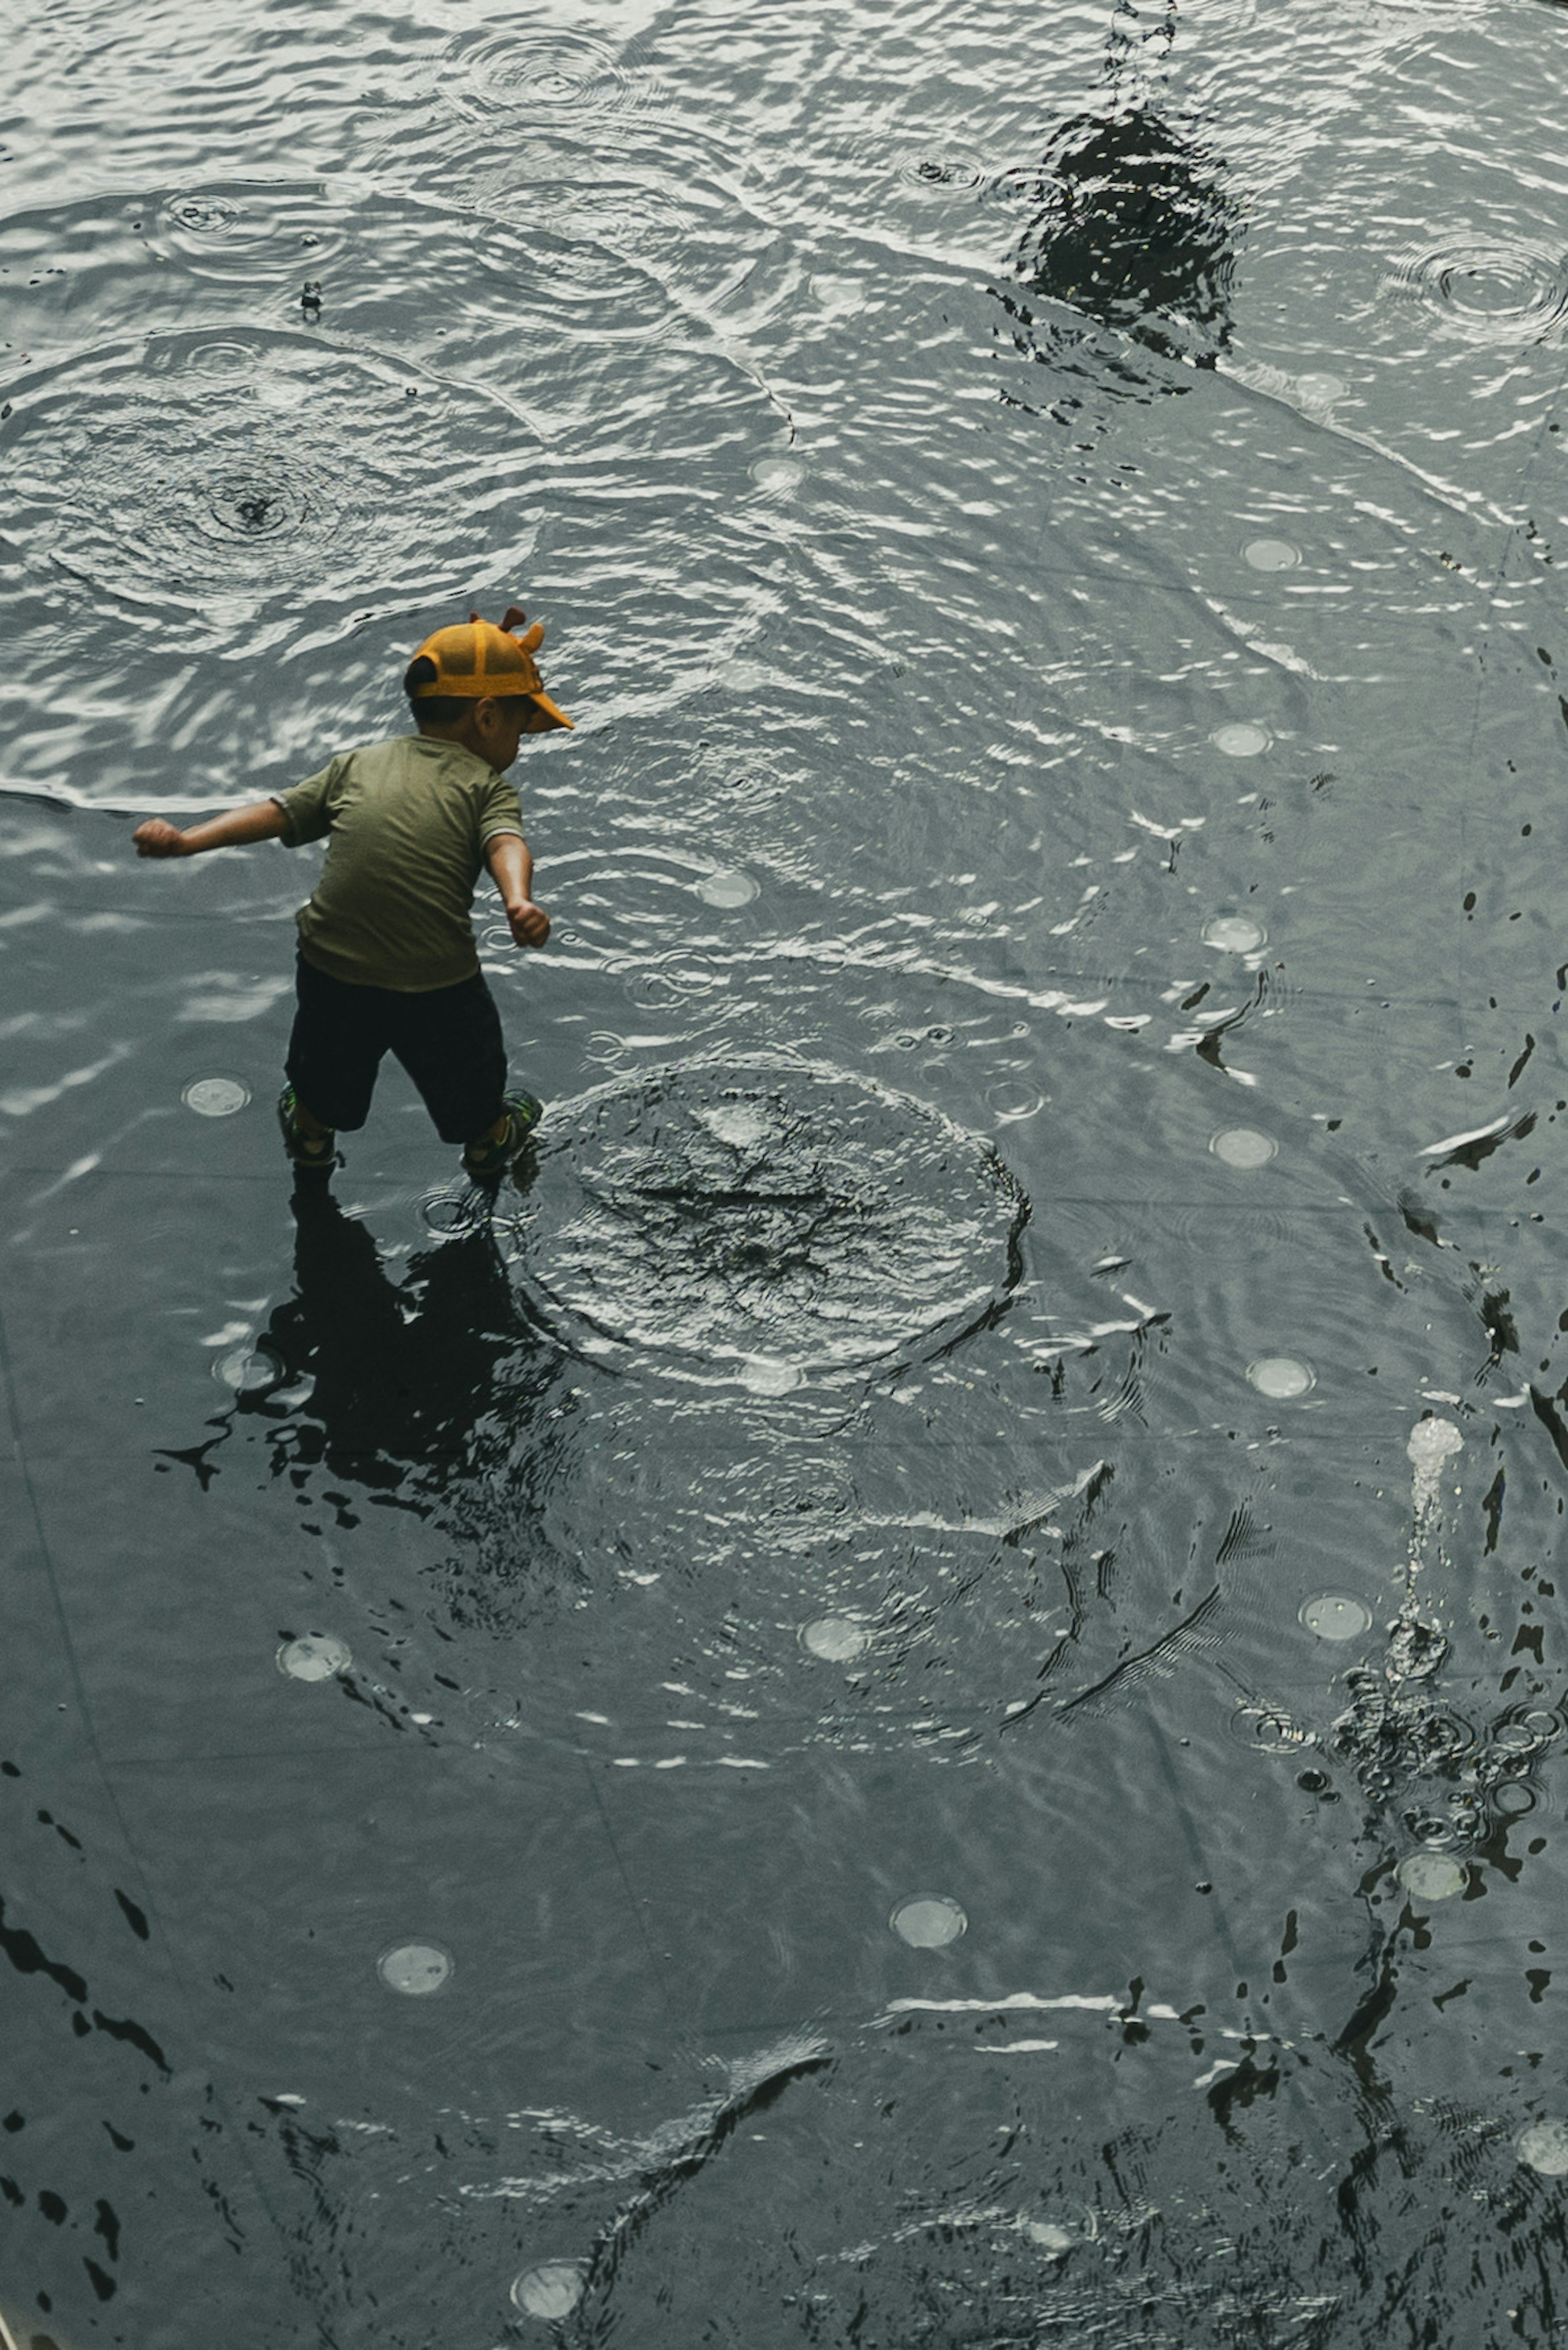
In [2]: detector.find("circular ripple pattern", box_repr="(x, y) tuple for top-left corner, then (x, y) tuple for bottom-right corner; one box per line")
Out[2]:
(150, 180), (347, 277)
(0, 329), (544, 656)
(1387, 239), (1568, 343)
(452, 29), (646, 119)
(510, 1060), (1027, 1381)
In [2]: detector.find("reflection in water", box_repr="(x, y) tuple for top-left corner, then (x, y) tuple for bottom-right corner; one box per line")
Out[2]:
(994, 0), (1242, 408)
(166, 1184), (554, 1524)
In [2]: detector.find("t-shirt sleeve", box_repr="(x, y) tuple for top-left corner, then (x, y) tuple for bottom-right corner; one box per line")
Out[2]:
(272, 757), (346, 847)
(477, 771), (524, 844)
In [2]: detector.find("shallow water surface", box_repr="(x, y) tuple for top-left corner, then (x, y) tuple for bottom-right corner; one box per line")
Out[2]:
(5, 0), (1568, 2343)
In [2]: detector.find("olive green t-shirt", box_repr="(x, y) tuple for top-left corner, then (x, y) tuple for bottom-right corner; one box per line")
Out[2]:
(272, 736), (523, 992)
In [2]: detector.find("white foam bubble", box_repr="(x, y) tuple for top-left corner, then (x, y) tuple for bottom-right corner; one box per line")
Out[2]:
(277, 1634), (351, 1681)
(891, 1894), (967, 1948)
(1408, 1416), (1463, 1511)
(739, 1356), (803, 1395)
(377, 1942), (453, 1995)
(1519, 2120), (1568, 2177)
(695, 867), (760, 908)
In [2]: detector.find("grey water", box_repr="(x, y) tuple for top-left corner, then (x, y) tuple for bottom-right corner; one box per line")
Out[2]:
(4, 0), (1568, 2340)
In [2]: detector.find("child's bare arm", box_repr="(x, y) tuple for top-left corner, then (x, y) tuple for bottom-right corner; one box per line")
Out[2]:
(133, 799), (291, 858)
(485, 831), (550, 948)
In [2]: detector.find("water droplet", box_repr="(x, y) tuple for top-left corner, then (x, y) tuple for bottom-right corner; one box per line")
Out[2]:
(277, 1634), (351, 1681)
(183, 1075), (250, 1117)
(511, 2261), (588, 2319)
(1209, 1126), (1277, 1168)
(1520, 2119), (1568, 2176)
(1203, 914), (1266, 953)
(891, 1893), (967, 1947)
(894, 150), (986, 194)
(1212, 722), (1271, 758)
(377, 1942), (453, 1995)
(695, 868), (760, 908)
(1298, 1593), (1372, 1642)
(1244, 537), (1301, 572)
(1396, 1852), (1466, 1903)
(1247, 1356), (1315, 1399)
(801, 1617), (869, 1662)
(214, 1344), (282, 1392)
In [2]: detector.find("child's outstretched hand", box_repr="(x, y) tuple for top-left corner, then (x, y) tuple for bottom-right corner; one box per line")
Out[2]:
(505, 897), (550, 949)
(133, 818), (190, 857)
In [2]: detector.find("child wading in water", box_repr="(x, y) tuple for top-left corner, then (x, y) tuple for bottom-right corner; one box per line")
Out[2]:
(134, 606), (569, 1182)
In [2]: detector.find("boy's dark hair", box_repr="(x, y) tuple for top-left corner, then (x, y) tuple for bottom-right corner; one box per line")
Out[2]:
(403, 655), (470, 727)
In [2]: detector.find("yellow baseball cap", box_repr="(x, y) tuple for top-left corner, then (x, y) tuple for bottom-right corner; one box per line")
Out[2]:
(407, 607), (573, 730)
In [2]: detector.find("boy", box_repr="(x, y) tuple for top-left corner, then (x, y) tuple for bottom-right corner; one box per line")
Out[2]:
(133, 605), (569, 1182)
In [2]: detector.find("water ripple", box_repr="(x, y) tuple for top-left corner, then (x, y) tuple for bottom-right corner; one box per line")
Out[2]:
(1385, 237), (1568, 344)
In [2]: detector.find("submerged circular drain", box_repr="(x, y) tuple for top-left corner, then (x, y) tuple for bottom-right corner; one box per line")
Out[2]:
(1396, 1852), (1466, 1904)
(277, 1634), (351, 1681)
(1519, 2120), (1568, 2177)
(1210, 1127), (1277, 1168)
(511, 2261), (588, 2319)
(695, 867), (760, 907)
(1299, 1594), (1372, 1643)
(183, 1076), (250, 1117)
(1203, 914), (1266, 953)
(801, 1616), (870, 1662)
(1243, 537), (1301, 572)
(1212, 722), (1270, 758)
(512, 1060), (1025, 1382)
(377, 1942), (453, 1995)
(1247, 1356), (1315, 1399)
(891, 1894), (967, 1947)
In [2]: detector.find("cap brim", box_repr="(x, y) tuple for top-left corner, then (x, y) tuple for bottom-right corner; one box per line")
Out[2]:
(521, 691), (574, 732)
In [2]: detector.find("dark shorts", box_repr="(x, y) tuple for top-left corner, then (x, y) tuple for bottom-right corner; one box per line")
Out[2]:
(285, 956), (508, 1145)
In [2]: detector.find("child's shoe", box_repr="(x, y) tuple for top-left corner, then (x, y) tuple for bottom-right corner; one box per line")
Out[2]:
(276, 1086), (337, 1173)
(461, 1090), (543, 1182)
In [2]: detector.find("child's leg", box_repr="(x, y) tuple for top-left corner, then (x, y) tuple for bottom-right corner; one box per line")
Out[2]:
(388, 974), (509, 1147)
(285, 957), (391, 1134)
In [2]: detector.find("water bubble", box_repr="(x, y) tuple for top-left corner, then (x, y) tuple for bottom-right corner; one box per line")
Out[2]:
(1519, 2120), (1568, 2177)
(183, 1076), (250, 1117)
(1203, 914), (1266, 953)
(1247, 1355), (1315, 1398)
(516, 1061), (1025, 1380)
(748, 455), (805, 496)
(1387, 239), (1568, 344)
(1299, 1593), (1372, 1642)
(277, 1634), (351, 1682)
(891, 1894), (967, 1947)
(511, 2261), (588, 2319)
(214, 1344), (281, 1392)
(1396, 1851), (1466, 1903)
(1209, 1126), (1277, 1168)
(695, 868), (760, 908)
(377, 1942), (453, 1995)
(1231, 1706), (1311, 1752)
(801, 1617), (870, 1662)
(1212, 722), (1271, 758)
(1244, 537), (1301, 572)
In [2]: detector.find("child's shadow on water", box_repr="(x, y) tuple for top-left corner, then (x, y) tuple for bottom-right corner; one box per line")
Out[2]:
(162, 1177), (556, 1524)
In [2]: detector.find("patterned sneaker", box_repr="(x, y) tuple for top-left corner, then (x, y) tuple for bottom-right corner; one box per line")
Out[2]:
(461, 1089), (543, 1182)
(276, 1086), (337, 1173)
